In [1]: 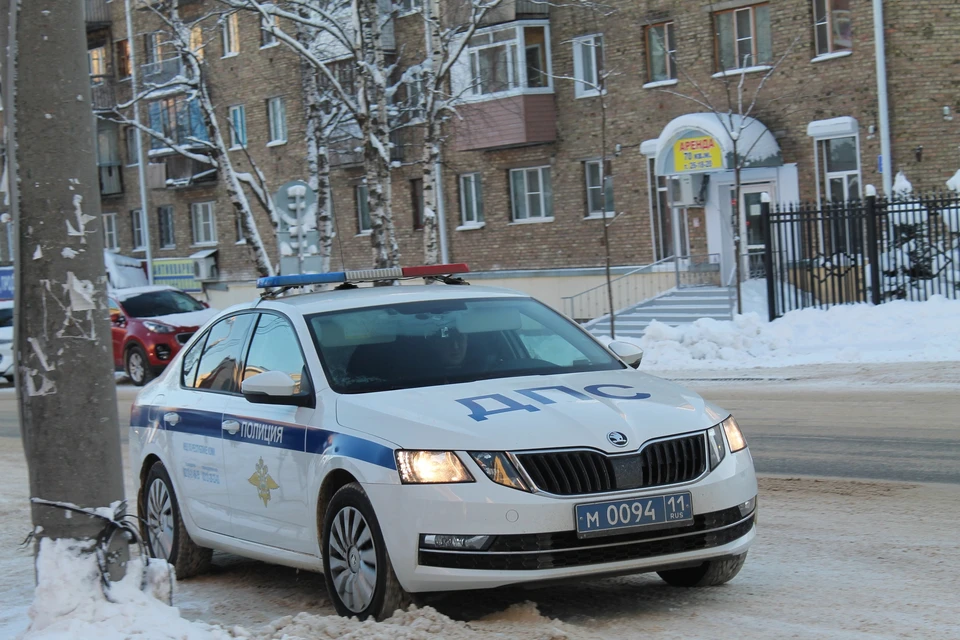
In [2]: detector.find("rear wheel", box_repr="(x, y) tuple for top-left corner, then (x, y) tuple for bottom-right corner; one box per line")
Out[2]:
(657, 553), (747, 587)
(141, 461), (211, 579)
(126, 345), (153, 386)
(322, 483), (409, 620)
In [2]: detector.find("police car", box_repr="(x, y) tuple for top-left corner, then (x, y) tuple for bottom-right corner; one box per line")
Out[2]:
(132, 264), (757, 620)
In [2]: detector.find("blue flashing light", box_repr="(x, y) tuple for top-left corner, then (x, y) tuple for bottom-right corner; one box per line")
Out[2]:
(256, 272), (347, 288)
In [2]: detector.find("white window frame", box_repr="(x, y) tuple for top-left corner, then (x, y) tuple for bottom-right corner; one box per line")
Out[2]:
(509, 166), (553, 223)
(267, 97), (287, 145)
(813, 0), (852, 57)
(460, 21), (553, 102)
(572, 34), (604, 98)
(103, 212), (119, 251)
(459, 173), (484, 228)
(88, 45), (107, 78)
(260, 5), (279, 48)
(189, 24), (205, 62)
(131, 209), (146, 251)
(397, 0), (422, 16)
(158, 205), (176, 249)
(228, 104), (246, 149)
(714, 4), (772, 72)
(191, 201), (218, 246)
(356, 185), (372, 235)
(584, 160), (615, 218)
(811, 133), (861, 256)
(222, 12), (240, 57)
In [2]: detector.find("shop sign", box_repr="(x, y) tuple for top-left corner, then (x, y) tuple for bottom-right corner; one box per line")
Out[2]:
(673, 135), (723, 173)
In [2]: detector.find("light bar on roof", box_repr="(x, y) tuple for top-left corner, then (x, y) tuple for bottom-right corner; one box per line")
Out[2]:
(256, 263), (469, 289)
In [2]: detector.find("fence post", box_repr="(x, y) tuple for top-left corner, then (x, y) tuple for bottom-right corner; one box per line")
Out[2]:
(864, 189), (882, 305)
(760, 193), (776, 321)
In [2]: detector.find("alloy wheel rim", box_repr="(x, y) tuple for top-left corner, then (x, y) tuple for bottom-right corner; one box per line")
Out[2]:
(327, 506), (377, 613)
(146, 478), (175, 560)
(129, 351), (145, 383)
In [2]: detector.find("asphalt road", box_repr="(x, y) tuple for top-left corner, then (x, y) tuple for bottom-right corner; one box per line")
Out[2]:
(1, 381), (958, 484)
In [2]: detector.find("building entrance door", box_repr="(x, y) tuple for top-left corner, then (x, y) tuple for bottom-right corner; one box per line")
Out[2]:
(740, 183), (775, 279)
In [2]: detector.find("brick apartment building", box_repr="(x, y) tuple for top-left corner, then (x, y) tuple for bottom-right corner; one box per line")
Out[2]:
(85, 0), (960, 310)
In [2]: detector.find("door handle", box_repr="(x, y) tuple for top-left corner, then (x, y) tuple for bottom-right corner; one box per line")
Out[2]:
(163, 412), (181, 426)
(222, 419), (240, 435)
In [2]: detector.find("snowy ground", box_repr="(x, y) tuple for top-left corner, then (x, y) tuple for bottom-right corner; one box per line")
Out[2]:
(2, 432), (959, 639)
(599, 286), (960, 372)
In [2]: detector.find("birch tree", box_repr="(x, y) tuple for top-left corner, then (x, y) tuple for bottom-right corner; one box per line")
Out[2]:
(107, 1), (279, 277)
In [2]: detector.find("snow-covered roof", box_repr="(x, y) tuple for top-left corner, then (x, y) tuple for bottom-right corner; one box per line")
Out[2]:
(652, 113), (782, 176)
(806, 116), (858, 138)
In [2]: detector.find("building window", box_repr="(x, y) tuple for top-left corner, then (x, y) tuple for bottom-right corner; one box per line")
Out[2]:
(585, 160), (614, 217)
(189, 24), (204, 61)
(103, 213), (118, 251)
(646, 22), (676, 83)
(236, 213), (246, 243)
(260, 5), (278, 47)
(464, 24), (550, 97)
(714, 4), (772, 71)
(147, 96), (209, 149)
(267, 97), (287, 144)
(88, 45), (107, 78)
(228, 105), (247, 148)
(125, 128), (139, 166)
(398, 0), (422, 14)
(814, 0), (852, 56)
(510, 166), (553, 221)
(459, 173), (484, 226)
(222, 13), (240, 56)
(356, 185), (372, 234)
(131, 209), (146, 250)
(96, 122), (123, 196)
(191, 202), (217, 245)
(144, 32), (162, 65)
(410, 179), (424, 230)
(648, 158), (673, 261)
(572, 34), (604, 97)
(116, 39), (131, 79)
(158, 206), (176, 248)
(819, 136), (860, 202)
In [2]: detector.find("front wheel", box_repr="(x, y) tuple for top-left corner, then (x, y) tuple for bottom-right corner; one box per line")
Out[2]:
(322, 483), (409, 620)
(126, 345), (154, 386)
(141, 461), (211, 579)
(657, 552), (747, 587)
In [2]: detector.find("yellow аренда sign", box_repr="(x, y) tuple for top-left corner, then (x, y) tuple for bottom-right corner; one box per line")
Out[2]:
(673, 135), (722, 173)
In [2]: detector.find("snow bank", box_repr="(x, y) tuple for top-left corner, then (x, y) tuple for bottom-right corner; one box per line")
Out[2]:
(600, 295), (960, 370)
(21, 539), (236, 640)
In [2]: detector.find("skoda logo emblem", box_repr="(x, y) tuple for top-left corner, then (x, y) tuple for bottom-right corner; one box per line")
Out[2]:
(607, 431), (629, 447)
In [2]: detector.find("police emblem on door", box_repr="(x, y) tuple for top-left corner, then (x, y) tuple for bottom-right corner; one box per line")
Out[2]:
(248, 457), (279, 507)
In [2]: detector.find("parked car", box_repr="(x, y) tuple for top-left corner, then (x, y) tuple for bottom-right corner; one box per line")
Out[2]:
(110, 286), (217, 386)
(0, 300), (12, 383)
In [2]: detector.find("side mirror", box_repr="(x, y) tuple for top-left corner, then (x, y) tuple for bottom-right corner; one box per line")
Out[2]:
(241, 370), (313, 407)
(111, 312), (126, 327)
(201, 301), (210, 309)
(608, 341), (643, 368)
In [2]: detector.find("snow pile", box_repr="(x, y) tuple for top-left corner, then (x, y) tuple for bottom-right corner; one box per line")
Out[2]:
(252, 602), (574, 640)
(601, 295), (960, 370)
(21, 539), (237, 640)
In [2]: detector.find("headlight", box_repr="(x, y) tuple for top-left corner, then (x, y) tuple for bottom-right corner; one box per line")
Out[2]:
(707, 426), (726, 469)
(143, 321), (175, 334)
(469, 452), (529, 492)
(721, 415), (747, 452)
(395, 451), (474, 484)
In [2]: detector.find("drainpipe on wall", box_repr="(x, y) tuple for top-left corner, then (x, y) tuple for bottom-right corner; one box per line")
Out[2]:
(873, 0), (893, 196)
(126, 0), (153, 284)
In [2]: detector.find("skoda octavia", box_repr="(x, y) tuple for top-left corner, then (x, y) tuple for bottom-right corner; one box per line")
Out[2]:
(131, 264), (757, 620)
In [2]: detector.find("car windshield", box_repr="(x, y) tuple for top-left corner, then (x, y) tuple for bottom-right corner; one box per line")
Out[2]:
(307, 297), (624, 393)
(120, 290), (205, 318)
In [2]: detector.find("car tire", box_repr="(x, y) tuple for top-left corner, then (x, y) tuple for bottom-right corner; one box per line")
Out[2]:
(126, 345), (153, 386)
(141, 461), (212, 579)
(322, 482), (410, 621)
(657, 552), (747, 588)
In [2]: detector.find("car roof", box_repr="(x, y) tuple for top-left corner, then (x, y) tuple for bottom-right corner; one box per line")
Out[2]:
(252, 284), (530, 316)
(111, 285), (178, 301)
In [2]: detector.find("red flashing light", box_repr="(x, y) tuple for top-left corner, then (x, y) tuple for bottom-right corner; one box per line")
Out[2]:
(401, 263), (470, 277)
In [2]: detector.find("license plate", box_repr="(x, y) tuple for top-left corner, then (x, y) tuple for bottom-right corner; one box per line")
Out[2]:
(575, 492), (693, 538)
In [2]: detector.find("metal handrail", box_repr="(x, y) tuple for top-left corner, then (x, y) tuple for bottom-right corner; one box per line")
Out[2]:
(561, 257), (677, 304)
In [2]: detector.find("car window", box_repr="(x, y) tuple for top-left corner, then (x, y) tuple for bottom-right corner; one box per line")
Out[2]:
(120, 290), (205, 318)
(181, 331), (206, 388)
(243, 314), (310, 395)
(307, 297), (624, 394)
(0, 307), (13, 328)
(193, 313), (255, 393)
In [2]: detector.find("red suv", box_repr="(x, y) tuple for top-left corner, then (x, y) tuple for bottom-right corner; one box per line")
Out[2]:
(109, 286), (217, 385)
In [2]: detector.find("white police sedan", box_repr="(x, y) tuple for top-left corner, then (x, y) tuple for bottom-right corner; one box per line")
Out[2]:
(132, 264), (757, 620)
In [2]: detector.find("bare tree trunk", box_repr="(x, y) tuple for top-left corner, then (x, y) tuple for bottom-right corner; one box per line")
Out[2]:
(299, 47), (334, 273)
(732, 144), (743, 314)
(421, 127), (441, 265)
(11, 0), (126, 574)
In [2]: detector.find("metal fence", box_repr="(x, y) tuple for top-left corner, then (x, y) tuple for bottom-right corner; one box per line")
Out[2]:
(562, 254), (721, 323)
(761, 192), (960, 320)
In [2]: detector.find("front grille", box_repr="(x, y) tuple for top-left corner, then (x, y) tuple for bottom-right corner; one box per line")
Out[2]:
(418, 508), (754, 571)
(176, 332), (195, 345)
(516, 433), (707, 496)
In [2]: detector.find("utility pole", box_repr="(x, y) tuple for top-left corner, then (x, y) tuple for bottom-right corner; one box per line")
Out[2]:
(8, 0), (126, 568)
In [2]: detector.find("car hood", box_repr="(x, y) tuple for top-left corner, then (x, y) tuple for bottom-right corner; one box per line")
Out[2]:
(336, 369), (729, 453)
(142, 308), (218, 330)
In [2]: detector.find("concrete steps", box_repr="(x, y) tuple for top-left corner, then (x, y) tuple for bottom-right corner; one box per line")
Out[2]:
(586, 287), (734, 338)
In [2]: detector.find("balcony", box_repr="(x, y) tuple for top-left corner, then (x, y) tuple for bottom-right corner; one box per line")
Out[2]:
(90, 75), (115, 111)
(477, 0), (548, 27)
(452, 93), (556, 151)
(141, 57), (185, 87)
(85, 0), (111, 29)
(99, 164), (123, 196)
(147, 155), (217, 189)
